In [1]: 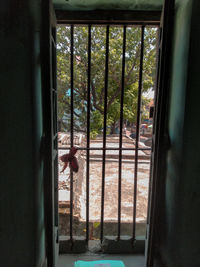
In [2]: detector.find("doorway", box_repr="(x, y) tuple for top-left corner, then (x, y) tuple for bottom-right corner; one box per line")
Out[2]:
(56, 16), (159, 254)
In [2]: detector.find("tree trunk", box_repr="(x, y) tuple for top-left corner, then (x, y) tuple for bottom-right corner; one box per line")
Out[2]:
(110, 122), (116, 134)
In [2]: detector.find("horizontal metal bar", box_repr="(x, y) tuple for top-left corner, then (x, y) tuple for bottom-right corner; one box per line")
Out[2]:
(58, 147), (151, 151)
(56, 10), (161, 25)
(57, 22), (160, 27)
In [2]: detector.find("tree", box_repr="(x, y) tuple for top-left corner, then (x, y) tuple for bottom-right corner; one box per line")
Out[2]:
(57, 25), (157, 137)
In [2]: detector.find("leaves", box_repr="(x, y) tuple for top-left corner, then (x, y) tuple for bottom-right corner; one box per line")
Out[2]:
(93, 222), (100, 229)
(57, 26), (157, 133)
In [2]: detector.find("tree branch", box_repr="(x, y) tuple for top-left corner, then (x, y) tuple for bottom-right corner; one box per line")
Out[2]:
(125, 49), (140, 84)
(107, 86), (121, 108)
(91, 81), (104, 114)
(73, 110), (81, 118)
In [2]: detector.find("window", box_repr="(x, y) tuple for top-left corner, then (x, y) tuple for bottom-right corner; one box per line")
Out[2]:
(56, 13), (159, 252)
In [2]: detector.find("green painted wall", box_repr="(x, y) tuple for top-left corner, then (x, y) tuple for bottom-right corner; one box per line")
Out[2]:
(0, 1), (46, 266)
(2, 0), (200, 266)
(53, 0), (163, 11)
(157, 0), (200, 265)
(30, 1), (46, 266)
(178, 0), (200, 263)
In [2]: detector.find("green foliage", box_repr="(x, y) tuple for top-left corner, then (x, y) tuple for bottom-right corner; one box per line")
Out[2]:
(93, 222), (100, 229)
(57, 26), (157, 134)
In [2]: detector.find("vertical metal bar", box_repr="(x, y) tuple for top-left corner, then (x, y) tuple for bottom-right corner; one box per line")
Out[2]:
(86, 24), (91, 242)
(70, 25), (74, 243)
(133, 25), (145, 239)
(118, 26), (126, 240)
(146, 27), (160, 226)
(100, 25), (109, 242)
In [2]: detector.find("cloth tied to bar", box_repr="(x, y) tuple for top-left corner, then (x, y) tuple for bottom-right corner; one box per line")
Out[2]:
(60, 146), (79, 173)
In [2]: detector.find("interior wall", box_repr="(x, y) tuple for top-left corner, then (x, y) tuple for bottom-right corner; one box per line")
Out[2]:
(30, 1), (47, 266)
(0, 1), (46, 266)
(156, 0), (200, 265)
(178, 0), (200, 263)
(2, 0), (200, 266)
(53, 0), (163, 11)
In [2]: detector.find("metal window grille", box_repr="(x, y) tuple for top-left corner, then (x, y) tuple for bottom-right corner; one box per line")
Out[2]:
(58, 22), (157, 246)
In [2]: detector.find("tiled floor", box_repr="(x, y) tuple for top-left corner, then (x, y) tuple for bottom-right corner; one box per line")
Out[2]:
(58, 253), (145, 267)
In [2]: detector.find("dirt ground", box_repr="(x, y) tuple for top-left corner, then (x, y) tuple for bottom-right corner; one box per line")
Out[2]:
(58, 135), (151, 237)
